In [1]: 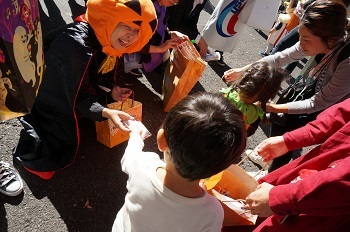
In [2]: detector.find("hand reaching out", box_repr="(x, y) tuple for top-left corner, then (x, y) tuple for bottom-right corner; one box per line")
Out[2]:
(197, 37), (208, 57)
(244, 182), (274, 217)
(102, 108), (134, 132)
(255, 136), (289, 162)
(125, 119), (151, 140)
(223, 67), (245, 83)
(150, 31), (188, 54)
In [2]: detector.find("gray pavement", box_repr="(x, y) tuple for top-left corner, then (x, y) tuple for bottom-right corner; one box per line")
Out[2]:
(0, 0), (283, 231)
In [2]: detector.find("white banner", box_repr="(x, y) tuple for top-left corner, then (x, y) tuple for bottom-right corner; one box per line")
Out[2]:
(202, 0), (249, 53)
(239, 0), (280, 32)
(202, 0), (280, 53)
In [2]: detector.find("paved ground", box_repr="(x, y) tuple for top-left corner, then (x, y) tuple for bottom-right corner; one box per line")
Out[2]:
(0, 0), (291, 231)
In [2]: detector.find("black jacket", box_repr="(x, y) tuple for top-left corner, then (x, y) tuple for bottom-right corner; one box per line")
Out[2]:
(167, 0), (207, 40)
(13, 22), (126, 172)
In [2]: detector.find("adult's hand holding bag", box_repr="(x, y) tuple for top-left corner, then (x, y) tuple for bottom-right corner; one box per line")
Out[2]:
(204, 164), (258, 226)
(95, 98), (142, 148)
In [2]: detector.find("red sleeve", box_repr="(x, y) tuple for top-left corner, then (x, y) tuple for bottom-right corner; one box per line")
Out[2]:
(283, 98), (350, 151)
(269, 155), (350, 216)
(259, 99), (350, 214)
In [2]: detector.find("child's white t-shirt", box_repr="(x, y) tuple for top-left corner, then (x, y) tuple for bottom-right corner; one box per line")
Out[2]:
(112, 133), (224, 232)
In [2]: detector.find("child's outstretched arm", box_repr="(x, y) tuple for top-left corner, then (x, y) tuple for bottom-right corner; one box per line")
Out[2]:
(125, 120), (151, 140)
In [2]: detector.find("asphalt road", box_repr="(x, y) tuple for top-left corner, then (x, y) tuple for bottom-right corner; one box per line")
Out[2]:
(0, 0), (276, 231)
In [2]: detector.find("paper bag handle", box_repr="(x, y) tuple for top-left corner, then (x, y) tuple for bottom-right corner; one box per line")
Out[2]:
(120, 90), (134, 110)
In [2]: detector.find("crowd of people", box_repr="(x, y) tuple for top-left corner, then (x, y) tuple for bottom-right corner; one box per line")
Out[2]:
(1, 0), (350, 231)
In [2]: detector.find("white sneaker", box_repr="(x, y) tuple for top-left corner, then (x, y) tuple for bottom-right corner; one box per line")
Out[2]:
(0, 161), (24, 196)
(246, 149), (271, 170)
(247, 170), (267, 181)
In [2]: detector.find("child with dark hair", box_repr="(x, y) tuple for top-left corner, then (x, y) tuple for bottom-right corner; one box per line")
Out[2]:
(221, 61), (286, 136)
(113, 92), (247, 232)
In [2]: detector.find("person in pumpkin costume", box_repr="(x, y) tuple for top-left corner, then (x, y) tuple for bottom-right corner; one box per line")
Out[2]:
(12, 0), (157, 180)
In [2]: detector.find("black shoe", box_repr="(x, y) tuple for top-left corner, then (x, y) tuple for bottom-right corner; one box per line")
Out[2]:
(216, 51), (225, 66)
(128, 68), (143, 77)
(259, 51), (269, 57)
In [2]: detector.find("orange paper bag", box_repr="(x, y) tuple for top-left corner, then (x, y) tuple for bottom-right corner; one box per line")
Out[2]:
(95, 99), (142, 148)
(205, 164), (258, 226)
(162, 39), (206, 112)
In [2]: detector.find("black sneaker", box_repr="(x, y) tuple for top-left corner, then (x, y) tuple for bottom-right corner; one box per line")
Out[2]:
(216, 51), (225, 66)
(259, 51), (269, 57)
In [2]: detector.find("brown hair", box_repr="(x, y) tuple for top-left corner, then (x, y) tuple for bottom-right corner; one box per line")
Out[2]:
(301, 0), (349, 49)
(235, 61), (286, 109)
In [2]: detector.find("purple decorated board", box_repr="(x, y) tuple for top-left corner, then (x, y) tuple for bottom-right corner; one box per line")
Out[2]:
(0, 0), (43, 121)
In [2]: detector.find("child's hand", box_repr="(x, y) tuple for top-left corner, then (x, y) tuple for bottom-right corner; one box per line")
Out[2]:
(170, 30), (188, 40)
(253, 101), (261, 107)
(198, 37), (208, 57)
(125, 119), (152, 140)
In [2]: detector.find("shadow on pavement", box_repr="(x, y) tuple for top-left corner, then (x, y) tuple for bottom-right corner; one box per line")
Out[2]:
(9, 1), (168, 227)
(255, 29), (268, 41)
(40, 0), (86, 36)
(12, 117), (129, 231)
(258, 122), (271, 137)
(0, 204), (7, 232)
(12, 78), (168, 231)
(1, 193), (24, 231)
(68, 0), (87, 21)
(39, 0), (67, 35)
(208, 60), (232, 79)
(4, 0), (270, 230)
